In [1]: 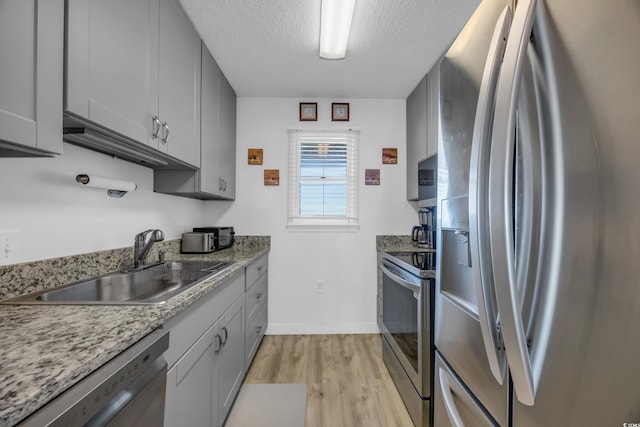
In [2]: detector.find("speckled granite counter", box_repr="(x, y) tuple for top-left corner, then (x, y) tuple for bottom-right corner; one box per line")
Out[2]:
(0, 237), (270, 427)
(376, 235), (422, 252)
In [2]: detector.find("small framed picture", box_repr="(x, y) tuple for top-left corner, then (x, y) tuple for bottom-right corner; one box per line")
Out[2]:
(248, 148), (263, 165)
(382, 148), (398, 164)
(299, 102), (317, 121)
(264, 169), (280, 186)
(365, 169), (380, 185)
(332, 103), (350, 121)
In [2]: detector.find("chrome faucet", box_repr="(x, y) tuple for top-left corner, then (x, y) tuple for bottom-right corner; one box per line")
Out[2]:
(134, 229), (165, 268)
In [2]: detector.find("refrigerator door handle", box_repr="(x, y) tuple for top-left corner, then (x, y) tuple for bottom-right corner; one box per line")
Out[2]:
(439, 367), (466, 427)
(488, 0), (539, 406)
(468, 4), (512, 386)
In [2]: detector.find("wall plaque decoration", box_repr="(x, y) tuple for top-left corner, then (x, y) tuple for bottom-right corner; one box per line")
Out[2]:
(365, 169), (380, 185)
(264, 169), (280, 186)
(248, 148), (263, 165)
(382, 148), (398, 164)
(299, 102), (317, 121)
(332, 103), (350, 121)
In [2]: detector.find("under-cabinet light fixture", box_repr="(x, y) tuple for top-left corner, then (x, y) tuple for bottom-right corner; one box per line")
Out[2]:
(75, 173), (137, 198)
(319, 0), (356, 60)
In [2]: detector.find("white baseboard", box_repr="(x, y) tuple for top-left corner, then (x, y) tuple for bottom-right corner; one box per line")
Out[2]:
(265, 322), (380, 335)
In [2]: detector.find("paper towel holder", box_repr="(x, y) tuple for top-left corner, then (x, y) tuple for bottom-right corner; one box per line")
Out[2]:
(75, 173), (137, 198)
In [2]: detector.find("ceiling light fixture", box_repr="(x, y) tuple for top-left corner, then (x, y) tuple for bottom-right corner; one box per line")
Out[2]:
(319, 0), (356, 60)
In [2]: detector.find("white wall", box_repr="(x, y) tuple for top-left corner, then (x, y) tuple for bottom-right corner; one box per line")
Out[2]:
(0, 143), (204, 262)
(204, 98), (418, 334)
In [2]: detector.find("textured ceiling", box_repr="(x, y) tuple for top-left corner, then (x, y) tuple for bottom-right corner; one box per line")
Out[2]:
(179, 0), (480, 98)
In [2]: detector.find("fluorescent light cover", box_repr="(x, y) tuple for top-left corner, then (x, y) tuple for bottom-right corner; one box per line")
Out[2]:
(320, 0), (356, 59)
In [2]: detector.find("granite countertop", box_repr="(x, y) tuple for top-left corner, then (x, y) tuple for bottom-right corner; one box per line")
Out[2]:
(0, 240), (269, 427)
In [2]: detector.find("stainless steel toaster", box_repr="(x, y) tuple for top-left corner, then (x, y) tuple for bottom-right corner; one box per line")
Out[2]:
(181, 232), (216, 253)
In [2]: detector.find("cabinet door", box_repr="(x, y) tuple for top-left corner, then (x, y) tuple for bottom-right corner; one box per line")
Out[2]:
(66, 0), (159, 148)
(406, 75), (428, 201)
(0, 0), (62, 156)
(200, 44), (223, 195)
(218, 74), (237, 199)
(218, 295), (245, 424)
(165, 324), (217, 427)
(426, 66), (440, 157)
(158, 0), (201, 167)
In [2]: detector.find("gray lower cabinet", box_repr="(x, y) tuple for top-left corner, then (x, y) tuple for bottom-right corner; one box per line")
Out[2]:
(165, 323), (218, 427)
(244, 255), (268, 371)
(65, 0), (201, 168)
(163, 270), (245, 427)
(218, 295), (245, 424)
(0, 0), (63, 157)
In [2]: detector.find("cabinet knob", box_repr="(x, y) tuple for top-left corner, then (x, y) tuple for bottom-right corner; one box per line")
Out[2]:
(256, 293), (263, 300)
(256, 326), (263, 334)
(257, 266), (264, 272)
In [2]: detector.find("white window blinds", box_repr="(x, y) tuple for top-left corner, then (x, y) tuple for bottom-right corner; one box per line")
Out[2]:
(288, 129), (359, 231)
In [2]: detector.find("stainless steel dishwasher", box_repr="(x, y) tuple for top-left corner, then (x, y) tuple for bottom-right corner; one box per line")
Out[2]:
(18, 329), (169, 427)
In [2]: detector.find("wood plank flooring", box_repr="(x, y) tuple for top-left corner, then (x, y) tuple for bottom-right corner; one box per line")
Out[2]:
(244, 334), (414, 427)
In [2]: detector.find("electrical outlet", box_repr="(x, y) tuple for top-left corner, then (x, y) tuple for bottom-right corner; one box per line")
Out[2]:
(0, 229), (21, 266)
(316, 280), (324, 294)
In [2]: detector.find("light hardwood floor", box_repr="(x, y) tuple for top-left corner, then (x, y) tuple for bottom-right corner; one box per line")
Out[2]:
(244, 334), (414, 427)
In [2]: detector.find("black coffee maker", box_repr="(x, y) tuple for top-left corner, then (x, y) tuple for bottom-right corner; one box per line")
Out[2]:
(412, 207), (435, 248)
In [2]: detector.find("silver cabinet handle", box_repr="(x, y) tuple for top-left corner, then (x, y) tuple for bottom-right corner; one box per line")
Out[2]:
(257, 265), (264, 272)
(488, 0), (539, 406)
(256, 326), (263, 334)
(151, 115), (161, 139)
(161, 122), (170, 144)
(256, 292), (263, 300)
(223, 179), (227, 191)
(221, 326), (228, 346)
(214, 333), (222, 355)
(468, 4), (512, 386)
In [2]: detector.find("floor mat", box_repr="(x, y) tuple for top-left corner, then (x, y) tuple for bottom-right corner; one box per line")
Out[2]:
(225, 384), (307, 427)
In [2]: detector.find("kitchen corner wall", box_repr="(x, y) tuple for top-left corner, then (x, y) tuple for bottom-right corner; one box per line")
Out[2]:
(0, 143), (204, 262)
(204, 98), (418, 335)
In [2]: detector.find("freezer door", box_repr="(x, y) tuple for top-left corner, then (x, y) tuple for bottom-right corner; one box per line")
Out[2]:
(490, 0), (640, 424)
(433, 351), (499, 427)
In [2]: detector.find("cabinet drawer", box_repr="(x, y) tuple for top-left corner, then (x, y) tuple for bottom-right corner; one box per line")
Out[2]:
(245, 273), (267, 327)
(163, 270), (244, 368)
(245, 303), (267, 370)
(245, 254), (268, 290)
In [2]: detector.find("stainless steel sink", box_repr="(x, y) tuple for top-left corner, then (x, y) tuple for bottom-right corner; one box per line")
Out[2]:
(0, 260), (235, 305)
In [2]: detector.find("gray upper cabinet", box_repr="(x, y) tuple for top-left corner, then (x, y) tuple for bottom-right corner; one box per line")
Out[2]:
(406, 75), (428, 201)
(0, 0), (63, 157)
(406, 66), (439, 201)
(158, 0), (201, 167)
(65, 0), (200, 168)
(154, 43), (236, 200)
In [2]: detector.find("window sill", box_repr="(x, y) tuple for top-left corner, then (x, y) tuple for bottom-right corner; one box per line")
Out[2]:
(287, 219), (359, 233)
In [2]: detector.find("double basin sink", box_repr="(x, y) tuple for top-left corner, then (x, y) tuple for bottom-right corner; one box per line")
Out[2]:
(1, 260), (235, 305)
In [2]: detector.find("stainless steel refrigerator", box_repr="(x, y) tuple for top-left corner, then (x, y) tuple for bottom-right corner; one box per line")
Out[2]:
(434, 0), (640, 425)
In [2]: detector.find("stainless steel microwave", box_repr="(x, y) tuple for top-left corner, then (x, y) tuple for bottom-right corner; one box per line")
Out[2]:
(418, 154), (437, 207)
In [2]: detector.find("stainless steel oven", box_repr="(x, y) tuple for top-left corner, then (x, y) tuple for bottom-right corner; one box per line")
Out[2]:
(380, 251), (435, 427)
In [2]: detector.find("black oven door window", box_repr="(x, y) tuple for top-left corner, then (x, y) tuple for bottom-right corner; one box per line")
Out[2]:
(382, 277), (419, 372)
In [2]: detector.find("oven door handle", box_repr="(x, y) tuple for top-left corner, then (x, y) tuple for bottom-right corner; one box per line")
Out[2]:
(381, 263), (421, 295)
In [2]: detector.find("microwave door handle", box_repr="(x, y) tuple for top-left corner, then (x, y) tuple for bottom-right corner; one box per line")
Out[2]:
(488, 0), (539, 406)
(381, 264), (421, 295)
(468, 4), (513, 386)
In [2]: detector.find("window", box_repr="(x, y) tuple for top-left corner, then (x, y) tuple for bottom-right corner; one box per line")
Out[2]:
(288, 129), (359, 231)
